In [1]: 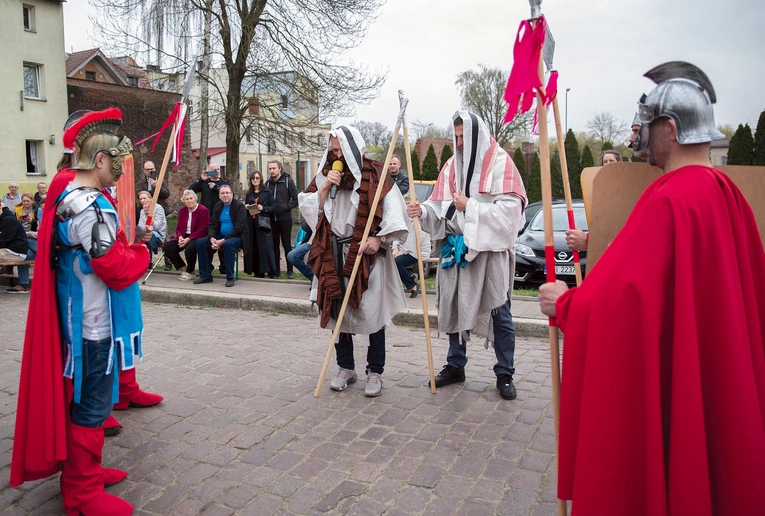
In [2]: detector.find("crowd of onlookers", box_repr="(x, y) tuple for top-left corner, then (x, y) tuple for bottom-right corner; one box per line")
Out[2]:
(1, 155), (428, 294)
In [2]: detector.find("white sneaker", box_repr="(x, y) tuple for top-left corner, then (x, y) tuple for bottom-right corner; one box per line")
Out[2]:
(364, 372), (383, 397)
(330, 368), (357, 391)
(179, 272), (192, 281)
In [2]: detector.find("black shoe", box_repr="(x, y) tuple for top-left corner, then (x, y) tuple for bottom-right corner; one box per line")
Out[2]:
(193, 276), (213, 284)
(429, 365), (466, 388)
(287, 272), (295, 279)
(410, 284), (419, 298)
(103, 426), (122, 437)
(225, 278), (235, 287)
(497, 374), (517, 400)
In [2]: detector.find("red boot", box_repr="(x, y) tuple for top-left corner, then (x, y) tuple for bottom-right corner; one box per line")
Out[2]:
(60, 423), (133, 516)
(102, 414), (122, 437)
(103, 467), (128, 487)
(113, 368), (163, 410)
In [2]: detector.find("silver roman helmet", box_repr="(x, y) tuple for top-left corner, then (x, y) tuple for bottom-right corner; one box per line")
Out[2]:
(634, 61), (724, 155)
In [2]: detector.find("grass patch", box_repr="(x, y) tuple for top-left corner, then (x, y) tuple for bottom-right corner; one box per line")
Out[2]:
(513, 285), (539, 297)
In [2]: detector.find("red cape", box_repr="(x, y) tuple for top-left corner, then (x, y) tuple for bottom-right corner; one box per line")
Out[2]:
(10, 169), (74, 486)
(555, 166), (765, 515)
(10, 169), (148, 486)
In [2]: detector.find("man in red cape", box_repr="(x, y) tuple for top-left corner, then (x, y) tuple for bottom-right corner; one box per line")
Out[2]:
(11, 108), (148, 515)
(539, 62), (765, 515)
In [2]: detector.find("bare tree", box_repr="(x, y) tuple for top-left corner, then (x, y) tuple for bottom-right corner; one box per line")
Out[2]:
(586, 111), (627, 145)
(354, 121), (391, 148)
(455, 64), (532, 147)
(90, 0), (386, 180)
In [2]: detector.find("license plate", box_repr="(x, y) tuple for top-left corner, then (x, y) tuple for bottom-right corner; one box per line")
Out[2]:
(555, 265), (575, 275)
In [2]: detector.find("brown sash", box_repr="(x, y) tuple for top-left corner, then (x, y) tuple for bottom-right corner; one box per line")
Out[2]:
(306, 158), (393, 328)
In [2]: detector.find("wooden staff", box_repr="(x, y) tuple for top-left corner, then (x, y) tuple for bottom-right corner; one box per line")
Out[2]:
(533, 19), (567, 516)
(314, 98), (409, 398)
(399, 91), (436, 393)
(552, 98), (583, 286)
(145, 120), (178, 228)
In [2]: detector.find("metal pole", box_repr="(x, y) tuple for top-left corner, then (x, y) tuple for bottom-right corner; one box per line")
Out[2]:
(565, 88), (571, 134)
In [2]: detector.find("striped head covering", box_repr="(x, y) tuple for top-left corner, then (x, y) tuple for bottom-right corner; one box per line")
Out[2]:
(314, 125), (366, 209)
(428, 111), (527, 217)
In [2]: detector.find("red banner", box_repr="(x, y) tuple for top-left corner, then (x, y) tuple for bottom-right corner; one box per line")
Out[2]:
(116, 154), (136, 242)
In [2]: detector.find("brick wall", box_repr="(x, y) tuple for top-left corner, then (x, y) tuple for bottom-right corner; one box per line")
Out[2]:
(67, 79), (198, 213)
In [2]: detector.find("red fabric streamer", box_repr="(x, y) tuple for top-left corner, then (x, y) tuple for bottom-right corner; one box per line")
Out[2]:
(503, 16), (547, 124)
(555, 166), (765, 515)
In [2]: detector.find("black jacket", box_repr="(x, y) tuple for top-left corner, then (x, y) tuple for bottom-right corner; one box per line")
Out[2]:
(0, 207), (28, 255)
(265, 173), (298, 222)
(391, 172), (410, 195)
(190, 176), (230, 216)
(139, 171), (171, 212)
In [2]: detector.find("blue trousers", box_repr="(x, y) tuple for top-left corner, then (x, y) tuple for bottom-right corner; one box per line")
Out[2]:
(18, 238), (37, 287)
(287, 243), (314, 281)
(394, 253), (418, 289)
(197, 235), (242, 280)
(71, 337), (115, 428)
(446, 297), (516, 377)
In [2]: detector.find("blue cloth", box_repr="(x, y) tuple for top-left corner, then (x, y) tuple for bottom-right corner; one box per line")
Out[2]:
(440, 234), (469, 269)
(287, 243), (314, 281)
(294, 226), (307, 248)
(57, 190), (143, 404)
(219, 205), (233, 236)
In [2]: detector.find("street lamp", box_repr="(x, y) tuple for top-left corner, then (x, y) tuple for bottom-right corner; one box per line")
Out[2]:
(565, 88), (571, 135)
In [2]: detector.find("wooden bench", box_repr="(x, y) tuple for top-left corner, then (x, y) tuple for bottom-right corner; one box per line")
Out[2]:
(0, 260), (35, 287)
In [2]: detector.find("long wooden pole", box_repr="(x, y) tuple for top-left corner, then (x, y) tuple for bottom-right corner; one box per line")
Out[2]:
(314, 102), (407, 398)
(400, 97), (436, 393)
(145, 119), (178, 228)
(533, 20), (567, 516)
(552, 97), (583, 286)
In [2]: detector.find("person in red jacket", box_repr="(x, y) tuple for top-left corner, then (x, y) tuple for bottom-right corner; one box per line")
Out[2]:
(163, 189), (210, 280)
(539, 62), (765, 515)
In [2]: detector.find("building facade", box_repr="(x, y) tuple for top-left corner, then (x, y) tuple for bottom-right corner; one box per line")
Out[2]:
(0, 0), (68, 192)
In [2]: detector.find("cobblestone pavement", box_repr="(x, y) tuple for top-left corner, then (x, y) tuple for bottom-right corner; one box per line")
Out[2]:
(0, 295), (560, 515)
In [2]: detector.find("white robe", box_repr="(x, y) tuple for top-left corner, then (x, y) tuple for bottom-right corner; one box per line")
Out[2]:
(299, 185), (409, 335)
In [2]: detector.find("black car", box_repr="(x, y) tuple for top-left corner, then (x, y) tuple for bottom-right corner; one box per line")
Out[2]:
(514, 200), (588, 286)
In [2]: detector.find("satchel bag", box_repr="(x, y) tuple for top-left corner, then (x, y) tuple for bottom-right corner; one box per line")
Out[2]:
(256, 213), (272, 232)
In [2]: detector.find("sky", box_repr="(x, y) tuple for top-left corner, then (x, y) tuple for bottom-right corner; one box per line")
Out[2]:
(64, 0), (765, 140)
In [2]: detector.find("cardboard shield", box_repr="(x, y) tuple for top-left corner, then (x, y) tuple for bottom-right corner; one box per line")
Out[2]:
(116, 154), (136, 242)
(582, 163), (765, 270)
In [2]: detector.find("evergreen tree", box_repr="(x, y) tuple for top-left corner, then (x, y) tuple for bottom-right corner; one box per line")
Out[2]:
(754, 110), (765, 166)
(410, 150), (420, 178)
(631, 155), (646, 163)
(421, 144), (439, 180)
(728, 124), (754, 165)
(439, 144), (453, 169)
(512, 147), (527, 183)
(564, 129), (582, 200)
(601, 141), (614, 151)
(581, 145), (595, 169)
(551, 150), (564, 200)
(526, 153), (542, 204)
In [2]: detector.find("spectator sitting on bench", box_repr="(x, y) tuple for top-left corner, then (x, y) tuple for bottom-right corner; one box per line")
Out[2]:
(9, 193), (39, 293)
(393, 200), (430, 298)
(194, 184), (250, 287)
(137, 190), (167, 269)
(287, 219), (314, 281)
(0, 205), (30, 293)
(165, 189), (210, 281)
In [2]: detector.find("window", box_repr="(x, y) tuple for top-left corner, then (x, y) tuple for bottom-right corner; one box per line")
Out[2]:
(85, 71), (96, 81)
(23, 63), (40, 99)
(281, 94), (288, 109)
(128, 76), (139, 87)
(722, 156), (728, 166)
(248, 97), (259, 116)
(26, 140), (42, 174)
(298, 133), (305, 146)
(245, 126), (252, 144)
(267, 139), (275, 154)
(247, 161), (254, 175)
(283, 129), (288, 146)
(23, 4), (35, 31)
(317, 134), (323, 147)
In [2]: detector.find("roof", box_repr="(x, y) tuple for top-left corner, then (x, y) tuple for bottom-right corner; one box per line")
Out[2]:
(192, 147), (227, 158)
(711, 138), (730, 149)
(65, 48), (130, 87)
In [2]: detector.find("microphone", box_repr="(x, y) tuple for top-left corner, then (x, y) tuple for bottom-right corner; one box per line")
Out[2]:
(329, 160), (344, 200)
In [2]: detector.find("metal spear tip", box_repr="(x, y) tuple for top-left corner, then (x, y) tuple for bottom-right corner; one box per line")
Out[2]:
(396, 93), (409, 130)
(530, 0), (542, 19)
